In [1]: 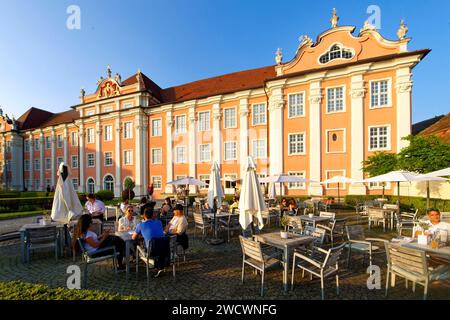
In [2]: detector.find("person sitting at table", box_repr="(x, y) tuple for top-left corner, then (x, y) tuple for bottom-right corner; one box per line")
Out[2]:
(139, 197), (154, 217)
(424, 208), (450, 242)
(279, 198), (289, 216)
(132, 207), (164, 246)
(118, 205), (137, 232)
(229, 196), (239, 213)
(85, 193), (105, 221)
(119, 197), (130, 216)
(288, 199), (298, 215)
(74, 214), (125, 270)
(165, 204), (188, 236)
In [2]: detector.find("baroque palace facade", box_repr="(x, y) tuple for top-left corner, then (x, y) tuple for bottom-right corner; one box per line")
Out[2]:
(0, 11), (429, 198)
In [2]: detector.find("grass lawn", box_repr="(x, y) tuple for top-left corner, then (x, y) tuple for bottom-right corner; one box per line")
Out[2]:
(0, 210), (46, 220)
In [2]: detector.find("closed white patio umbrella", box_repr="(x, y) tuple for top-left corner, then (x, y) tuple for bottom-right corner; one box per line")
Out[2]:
(239, 156), (265, 233)
(207, 162), (225, 245)
(268, 182), (277, 199)
(320, 176), (359, 202)
(51, 163), (83, 224)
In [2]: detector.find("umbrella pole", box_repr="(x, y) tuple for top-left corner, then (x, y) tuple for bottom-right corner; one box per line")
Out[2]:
(280, 183), (282, 197)
(397, 181), (401, 218)
(426, 181), (430, 209)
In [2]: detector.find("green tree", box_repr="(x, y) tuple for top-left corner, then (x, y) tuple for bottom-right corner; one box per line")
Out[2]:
(123, 177), (135, 201)
(397, 135), (450, 173)
(362, 152), (398, 197)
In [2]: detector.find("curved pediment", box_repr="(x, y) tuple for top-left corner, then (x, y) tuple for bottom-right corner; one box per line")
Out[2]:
(95, 78), (121, 99)
(280, 24), (411, 76)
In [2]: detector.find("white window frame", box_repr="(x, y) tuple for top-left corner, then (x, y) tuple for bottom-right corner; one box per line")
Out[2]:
(152, 176), (162, 190)
(288, 171), (307, 190)
(198, 111), (210, 132)
(369, 78), (392, 109)
(71, 155), (78, 168)
(151, 148), (162, 164)
(45, 136), (51, 149)
(86, 177), (95, 194)
(123, 150), (133, 166)
(325, 128), (347, 154)
(103, 106), (113, 113)
(123, 102), (133, 109)
(151, 118), (162, 137)
(252, 103), (267, 126)
(224, 141), (237, 161)
(72, 178), (79, 191)
(368, 124), (391, 151)
(224, 173), (238, 190)
(104, 125), (113, 142)
(368, 181), (392, 190)
(251, 139), (267, 159)
(326, 85), (346, 114)
(287, 92), (306, 119)
(288, 132), (306, 156)
(103, 174), (114, 192)
(175, 146), (187, 163)
(57, 135), (63, 149)
(175, 115), (187, 134)
(87, 128), (95, 144)
(71, 132), (78, 146)
(34, 139), (40, 151)
(87, 153), (95, 167)
(198, 174), (210, 190)
(86, 110), (95, 116)
(34, 159), (39, 171)
(104, 151), (113, 166)
(325, 170), (347, 190)
(123, 122), (133, 139)
(24, 140), (30, 152)
(24, 159), (30, 171)
(35, 179), (40, 191)
(45, 158), (51, 171)
(223, 107), (237, 129)
(57, 157), (64, 168)
(199, 144), (211, 163)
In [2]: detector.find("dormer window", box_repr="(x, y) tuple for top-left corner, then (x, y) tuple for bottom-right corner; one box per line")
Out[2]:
(319, 44), (354, 64)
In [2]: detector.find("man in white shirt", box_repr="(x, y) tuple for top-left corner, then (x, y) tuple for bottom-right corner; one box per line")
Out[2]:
(85, 193), (106, 221)
(426, 209), (450, 242)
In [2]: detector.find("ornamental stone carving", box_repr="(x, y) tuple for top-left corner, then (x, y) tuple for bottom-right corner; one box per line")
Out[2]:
(275, 48), (282, 65)
(330, 8), (339, 28)
(309, 94), (323, 105)
(396, 81), (413, 93)
(397, 19), (408, 40)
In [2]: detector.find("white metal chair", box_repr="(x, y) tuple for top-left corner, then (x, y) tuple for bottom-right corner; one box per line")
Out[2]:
(291, 243), (346, 300)
(193, 212), (212, 240)
(219, 214), (241, 242)
(385, 243), (450, 300)
(440, 212), (450, 222)
(24, 226), (59, 263)
(368, 208), (388, 232)
(239, 236), (282, 296)
(319, 211), (336, 220)
(318, 218), (347, 247)
(261, 208), (279, 227)
(345, 225), (388, 268)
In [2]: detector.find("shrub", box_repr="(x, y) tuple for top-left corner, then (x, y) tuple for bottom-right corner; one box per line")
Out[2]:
(0, 281), (136, 300)
(95, 190), (115, 202)
(0, 197), (53, 212)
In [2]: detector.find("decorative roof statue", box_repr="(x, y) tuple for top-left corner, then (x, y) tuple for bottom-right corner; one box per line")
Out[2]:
(397, 19), (408, 40)
(275, 48), (282, 65)
(97, 76), (104, 86)
(330, 8), (339, 28)
(12, 117), (18, 130)
(361, 20), (376, 32)
(114, 73), (122, 85)
(0, 107), (3, 117)
(299, 35), (312, 46)
(80, 87), (85, 97)
(106, 65), (112, 78)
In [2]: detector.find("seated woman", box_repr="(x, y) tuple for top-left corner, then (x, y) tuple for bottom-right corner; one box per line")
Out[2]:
(119, 198), (130, 216)
(160, 197), (173, 217)
(74, 214), (126, 270)
(279, 198), (289, 216)
(118, 205), (137, 232)
(288, 199), (298, 215)
(229, 196), (240, 213)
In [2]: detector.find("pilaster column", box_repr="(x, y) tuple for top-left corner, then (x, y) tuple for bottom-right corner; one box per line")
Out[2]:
(1, 136), (6, 189)
(134, 114), (143, 196)
(239, 99), (249, 178)
(79, 124), (85, 192)
(349, 75), (367, 195)
(10, 132), (24, 191)
(63, 126), (69, 164)
(115, 117), (122, 197)
(308, 81), (323, 196)
(28, 134), (34, 190)
(165, 111), (174, 193)
(188, 106), (197, 194)
(51, 129), (56, 187)
(142, 118), (148, 195)
(95, 121), (102, 192)
(396, 67), (413, 152)
(268, 86), (284, 179)
(39, 132), (44, 191)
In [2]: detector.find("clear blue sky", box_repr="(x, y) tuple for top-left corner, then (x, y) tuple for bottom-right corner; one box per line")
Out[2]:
(0, 0), (448, 123)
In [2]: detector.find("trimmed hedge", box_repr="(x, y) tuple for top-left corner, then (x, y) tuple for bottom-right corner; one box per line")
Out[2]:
(0, 197), (53, 212)
(0, 281), (136, 300)
(95, 190), (115, 201)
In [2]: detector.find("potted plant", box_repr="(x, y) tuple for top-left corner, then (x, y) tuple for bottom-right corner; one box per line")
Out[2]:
(417, 221), (430, 245)
(280, 216), (290, 239)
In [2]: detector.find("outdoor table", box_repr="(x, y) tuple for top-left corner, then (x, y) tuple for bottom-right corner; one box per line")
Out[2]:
(115, 231), (135, 278)
(399, 240), (450, 260)
(19, 222), (65, 263)
(254, 232), (314, 292)
(297, 215), (331, 228)
(204, 212), (238, 238)
(369, 207), (396, 230)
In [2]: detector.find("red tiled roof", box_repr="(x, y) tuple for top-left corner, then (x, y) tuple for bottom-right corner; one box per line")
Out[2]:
(122, 72), (163, 101)
(40, 109), (80, 128)
(160, 66), (276, 104)
(17, 107), (54, 130)
(420, 113), (450, 142)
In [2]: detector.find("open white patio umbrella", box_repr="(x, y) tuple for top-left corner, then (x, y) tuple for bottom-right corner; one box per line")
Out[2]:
(422, 167), (450, 178)
(207, 162), (225, 245)
(167, 177), (207, 210)
(415, 173), (449, 208)
(51, 162), (83, 224)
(320, 176), (359, 202)
(239, 156), (265, 233)
(260, 174), (316, 198)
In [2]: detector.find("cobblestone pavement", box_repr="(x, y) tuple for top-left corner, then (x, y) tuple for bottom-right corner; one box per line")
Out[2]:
(0, 215), (43, 236)
(0, 213), (449, 300)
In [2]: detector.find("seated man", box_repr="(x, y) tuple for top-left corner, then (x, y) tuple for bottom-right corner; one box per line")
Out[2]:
(85, 193), (105, 221)
(425, 208), (450, 242)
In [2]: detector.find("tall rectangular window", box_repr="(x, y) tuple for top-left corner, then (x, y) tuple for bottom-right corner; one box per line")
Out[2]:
(57, 134), (63, 148)
(371, 80), (390, 108)
(71, 155), (78, 168)
(71, 132), (78, 146)
(224, 108), (237, 128)
(199, 174), (210, 190)
(57, 157), (64, 167)
(199, 144), (211, 162)
(87, 153), (95, 167)
(252, 103), (266, 125)
(24, 160), (30, 171)
(45, 136), (51, 149)
(72, 178), (79, 191)
(124, 150), (133, 165)
(124, 122), (133, 139)
(151, 119), (162, 137)
(369, 126), (390, 150)
(252, 139), (267, 159)
(104, 152), (113, 166)
(175, 146), (187, 163)
(35, 180), (40, 191)
(24, 140), (30, 152)
(288, 93), (305, 118)
(104, 125), (113, 141)
(288, 171), (305, 189)
(327, 87), (344, 112)
(35, 139), (40, 151)
(175, 115), (186, 134)
(87, 128), (95, 144)
(45, 158), (51, 170)
(152, 176), (162, 189)
(224, 141), (237, 161)
(198, 111), (210, 132)
(151, 148), (162, 164)
(34, 159), (39, 171)
(288, 133), (305, 155)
